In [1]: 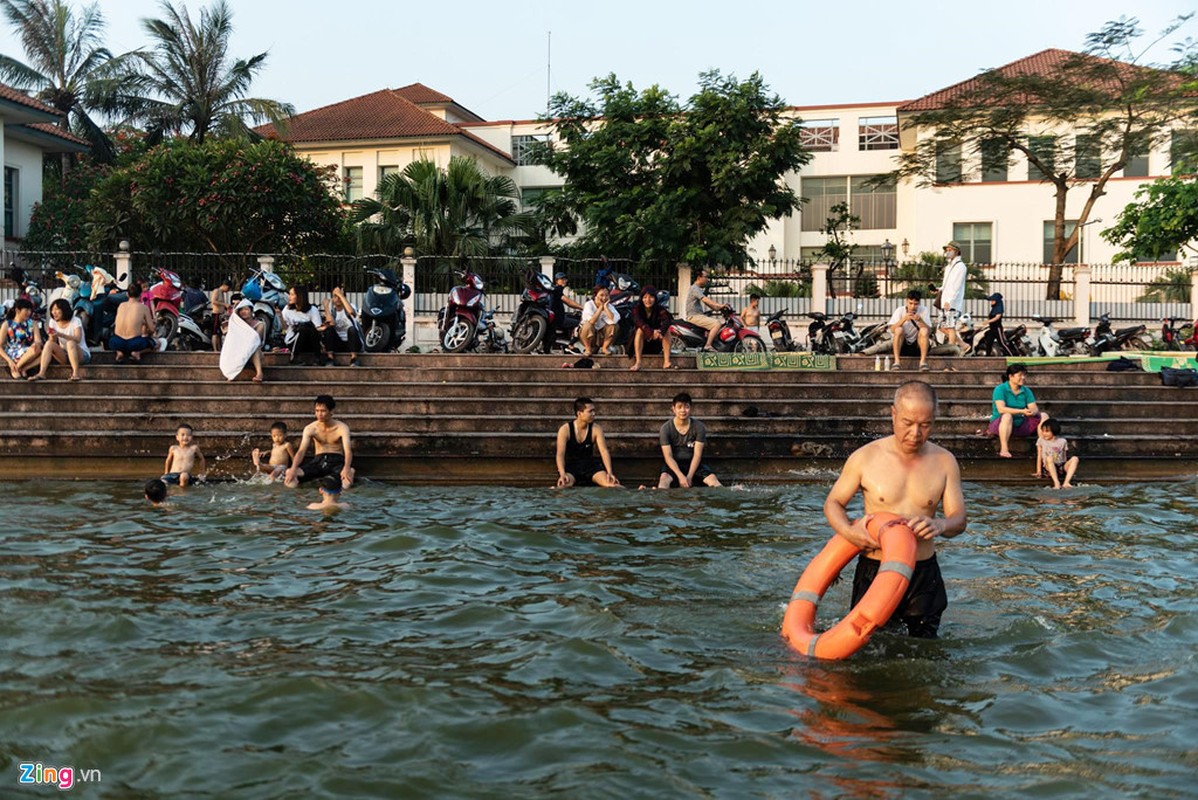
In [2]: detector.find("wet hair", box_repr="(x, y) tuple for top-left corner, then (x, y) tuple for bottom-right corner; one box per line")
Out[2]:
(50, 298), (72, 320)
(127, 281), (143, 299)
(906, 289), (922, 301)
(319, 475), (342, 494)
(1043, 418), (1062, 436)
(13, 297), (32, 312)
(894, 380), (938, 412)
(1006, 363), (1028, 378)
(290, 285), (311, 313)
(177, 423), (193, 434)
(574, 397), (594, 414)
(144, 479), (168, 503)
(270, 420), (287, 433)
(672, 392), (692, 406)
(314, 394), (336, 410)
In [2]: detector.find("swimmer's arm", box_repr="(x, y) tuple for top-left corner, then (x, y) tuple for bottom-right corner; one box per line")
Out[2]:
(554, 425), (569, 481)
(194, 449), (206, 479)
(339, 425), (353, 473)
(164, 446), (175, 473)
(593, 425), (617, 481)
(289, 427), (314, 469)
(916, 456), (966, 541)
(285, 443), (297, 461)
(687, 441), (704, 481)
(823, 450), (874, 549)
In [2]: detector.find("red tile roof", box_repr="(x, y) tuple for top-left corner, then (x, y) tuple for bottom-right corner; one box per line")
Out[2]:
(898, 48), (1179, 112)
(21, 122), (89, 146)
(0, 82), (61, 116)
(393, 82), (454, 104)
(256, 88), (513, 163)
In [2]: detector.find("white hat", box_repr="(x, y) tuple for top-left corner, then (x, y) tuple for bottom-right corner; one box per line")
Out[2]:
(235, 299), (252, 311)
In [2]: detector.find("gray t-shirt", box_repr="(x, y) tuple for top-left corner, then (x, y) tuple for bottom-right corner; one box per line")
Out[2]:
(659, 418), (708, 464)
(686, 284), (709, 318)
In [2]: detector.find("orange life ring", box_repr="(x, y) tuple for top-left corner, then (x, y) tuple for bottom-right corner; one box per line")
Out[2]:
(781, 512), (918, 660)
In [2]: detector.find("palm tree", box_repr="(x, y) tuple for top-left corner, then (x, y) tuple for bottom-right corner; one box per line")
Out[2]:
(0, 0), (128, 162)
(351, 157), (534, 258)
(125, 0), (292, 143)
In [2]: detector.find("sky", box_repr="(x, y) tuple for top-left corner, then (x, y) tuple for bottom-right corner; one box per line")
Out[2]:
(0, 0), (1195, 121)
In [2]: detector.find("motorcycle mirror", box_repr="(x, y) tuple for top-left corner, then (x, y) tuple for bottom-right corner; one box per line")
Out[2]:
(400, 284), (412, 300)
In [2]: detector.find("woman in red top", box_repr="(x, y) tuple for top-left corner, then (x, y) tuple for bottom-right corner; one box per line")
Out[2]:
(629, 287), (674, 371)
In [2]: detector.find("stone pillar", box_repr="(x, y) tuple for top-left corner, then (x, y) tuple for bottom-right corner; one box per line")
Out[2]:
(1073, 262), (1091, 326)
(539, 255), (556, 282)
(401, 249), (417, 350)
(676, 263), (692, 317)
(113, 241), (132, 289)
(1190, 263), (1198, 318)
(811, 262), (829, 315)
(257, 254), (276, 274)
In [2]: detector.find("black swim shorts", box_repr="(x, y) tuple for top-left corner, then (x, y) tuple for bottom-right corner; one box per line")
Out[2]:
(850, 552), (948, 638)
(659, 462), (715, 486)
(565, 457), (605, 486)
(298, 452), (345, 483)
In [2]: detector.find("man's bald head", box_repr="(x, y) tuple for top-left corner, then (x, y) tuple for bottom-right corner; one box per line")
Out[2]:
(894, 380), (938, 413)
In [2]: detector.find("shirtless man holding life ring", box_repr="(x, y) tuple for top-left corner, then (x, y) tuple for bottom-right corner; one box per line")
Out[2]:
(822, 380), (967, 638)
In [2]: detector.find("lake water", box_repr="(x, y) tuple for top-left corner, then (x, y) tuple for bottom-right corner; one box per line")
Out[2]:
(2, 478), (1196, 798)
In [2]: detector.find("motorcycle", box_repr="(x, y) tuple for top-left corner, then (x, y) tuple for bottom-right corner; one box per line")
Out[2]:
(77, 265), (127, 347)
(438, 269), (506, 352)
(510, 270), (577, 354)
(1092, 313), (1149, 355)
(669, 306), (766, 352)
(3, 265), (43, 320)
(1160, 316), (1195, 352)
(766, 308), (801, 351)
(46, 268), (82, 311)
(1030, 315), (1091, 357)
(143, 266), (185, 342)
(360, 267), (411, 352)
(241, 268), (288, 348)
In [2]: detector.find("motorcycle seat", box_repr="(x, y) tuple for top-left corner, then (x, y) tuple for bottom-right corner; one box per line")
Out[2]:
(1058, 327), (1088, 338)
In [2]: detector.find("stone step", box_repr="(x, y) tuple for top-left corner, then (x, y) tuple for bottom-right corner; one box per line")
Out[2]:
(2, 394), (1190, 420)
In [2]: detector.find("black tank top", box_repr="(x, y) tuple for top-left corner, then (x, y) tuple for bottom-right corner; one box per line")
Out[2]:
(564, 421), (593, 462)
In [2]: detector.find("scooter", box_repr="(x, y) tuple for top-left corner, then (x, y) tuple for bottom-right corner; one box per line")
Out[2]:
(1092, 313), (1149, 354)
(143, 266), (185, 342)
(77, 265), (127, 347)
(438, 269), (506, 352)
(3, 265), (43, 320)
(510, 271), (576, 353)
(823, 311), (861, 354)
(1159, 316), (1195, 352)
(46, 269), (82, 310)
(765, 308), (801, 351)
(241, 268), (288, 348)
(360, 267), (411, 352)
(1030, 315), (1091, 357)
(669, 306), (766, 352)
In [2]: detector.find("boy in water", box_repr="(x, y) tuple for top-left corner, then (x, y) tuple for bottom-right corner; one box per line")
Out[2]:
(658, 392), (721, 488)
(252, 421), (296, 481)
(144, 478), (168, 506)
(1034, 418), (1080, 489)
(307, 475), (347, 510)
(162, 423), (205, 486)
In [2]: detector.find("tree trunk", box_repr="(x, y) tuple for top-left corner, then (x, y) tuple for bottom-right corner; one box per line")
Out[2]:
(1045, 181), (1070, 300)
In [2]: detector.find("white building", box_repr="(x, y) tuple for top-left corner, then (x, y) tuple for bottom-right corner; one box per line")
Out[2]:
(0, 83), (90, 243)
(264, 49), (1184, 269)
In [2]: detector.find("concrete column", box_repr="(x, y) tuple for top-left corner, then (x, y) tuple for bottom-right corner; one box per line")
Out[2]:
(257, 255), (276, 274)
(1190, 264), (1198, 318)
(676, 263), (692, 317)
(401, 250), (417, 350)
(539, 255), (556, 282)
(113, 241), (132, 289)
(1073, 262), (1091, 326)
(811, 263), (829, 315)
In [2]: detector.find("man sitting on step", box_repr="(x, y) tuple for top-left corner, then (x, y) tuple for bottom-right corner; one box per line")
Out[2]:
(887, 289), (931, 371)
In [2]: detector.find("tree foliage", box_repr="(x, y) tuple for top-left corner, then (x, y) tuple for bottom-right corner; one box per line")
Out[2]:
(0, 0), (132, 162)
(891, 15), (1198, 297)
(118, 0), (293, 143)
(1102, 175), (1198, 262)
(888, 251), (990, 300)
(349, 157), (532, 258)
(538, 70), (810, 267)
(86, 137), (345, 253)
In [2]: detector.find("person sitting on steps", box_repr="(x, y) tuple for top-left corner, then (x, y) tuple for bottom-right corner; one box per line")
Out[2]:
(887, 289), (931, 371)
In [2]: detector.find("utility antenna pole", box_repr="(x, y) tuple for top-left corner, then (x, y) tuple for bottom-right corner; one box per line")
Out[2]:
(546, 30), (552, 113)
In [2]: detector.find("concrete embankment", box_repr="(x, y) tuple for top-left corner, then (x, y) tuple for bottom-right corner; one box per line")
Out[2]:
(0, 352), (1194, 483)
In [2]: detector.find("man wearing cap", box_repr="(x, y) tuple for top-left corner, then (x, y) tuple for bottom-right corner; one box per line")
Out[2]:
(977, 292), (1015, 356)
(549, 272), (583, 352)
(629, 286), (674, 371)
(938, 242), (968, 352)
(887, 289), (931, 371)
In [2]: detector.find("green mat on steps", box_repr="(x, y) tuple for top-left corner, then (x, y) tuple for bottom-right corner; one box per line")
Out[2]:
(697, 352), (836, 370)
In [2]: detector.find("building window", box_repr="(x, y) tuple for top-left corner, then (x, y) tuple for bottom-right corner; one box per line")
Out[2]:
(343, 166), (363, 202)
(3, 167), (16, 238)
(858, 116), (898, 151)
(980, 139), (1008, 182)
(512, 134), (549, 166)
(1170, 130), (1198, 175)
(411, 148), (433, 163)
(1075, 135), (1102, 179)
(935, 142), (962, 183)
(1123, 143), (1149, 178)
(1043, 220), (1080, 264)
(1028, 136), (1057, 181)
(800, 177), (848, 231)
(850, 176), (896, 229)
(800, 119), (839, 152)
(520, 186), (552, 212)
(952, 222), (992, 265)
(379, 165), (399, 183)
